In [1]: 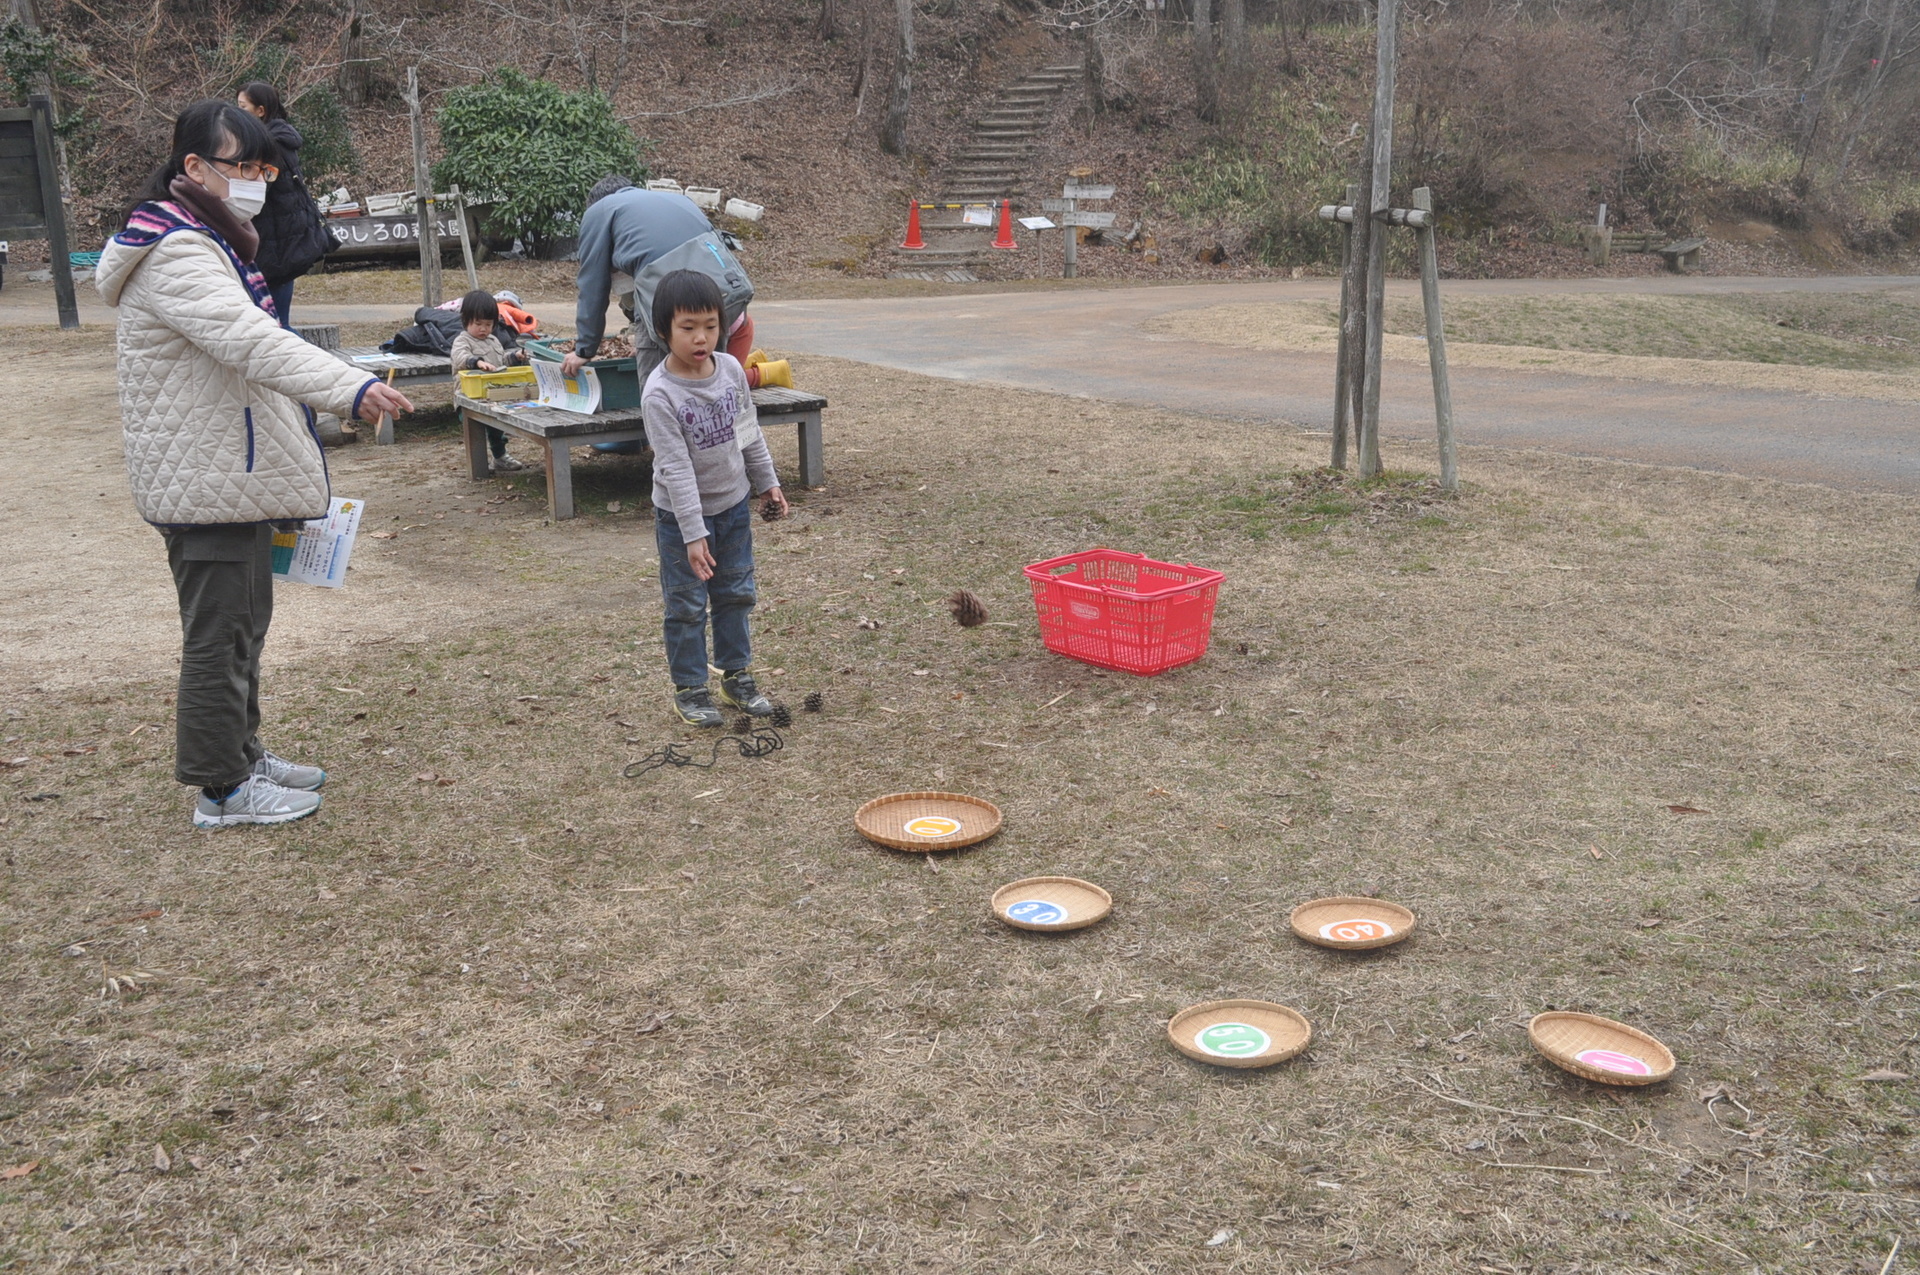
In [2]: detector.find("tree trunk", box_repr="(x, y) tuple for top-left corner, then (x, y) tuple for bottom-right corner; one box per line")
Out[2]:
(339, 0), (370, 107)
(1082, 24), (1105, 116)
(1192, 0), (1218, 123)
(820, 0), (837, 42)
(1277, 0), (1297, 74)
(1222, 0), (1247, 87)
(880, 0), (913, 154)
(1794, 0), (1870, 180)
(1749, 0), (1778, 64)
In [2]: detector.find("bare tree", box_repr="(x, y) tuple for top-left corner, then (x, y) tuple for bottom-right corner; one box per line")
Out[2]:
(1222, 0), (1248, 88)
(338, 0), (370, 105)
(1192, 0), (1218, 122)
(880, 0), (912, 154)
(1833, 0), (1920, 181)
(820, 0), (838, 41)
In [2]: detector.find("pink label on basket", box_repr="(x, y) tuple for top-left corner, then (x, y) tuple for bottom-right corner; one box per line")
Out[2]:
(903, 815), (963, 838)
(1575, 1048), (1652, 1076)
(1318, 918), (1394, 943)
(1069, 601), (1101, 621)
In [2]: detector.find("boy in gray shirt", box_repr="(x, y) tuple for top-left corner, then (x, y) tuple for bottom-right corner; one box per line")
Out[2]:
(642, 270), (788, 727)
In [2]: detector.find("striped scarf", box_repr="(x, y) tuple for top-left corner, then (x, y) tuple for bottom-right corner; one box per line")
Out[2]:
(116, 199), (278, 320)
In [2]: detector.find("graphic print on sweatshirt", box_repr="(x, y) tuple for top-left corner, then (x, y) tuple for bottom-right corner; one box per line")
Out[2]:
(679, 385), (744, 452)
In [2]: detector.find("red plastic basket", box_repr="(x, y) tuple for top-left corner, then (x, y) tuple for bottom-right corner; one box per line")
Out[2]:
(1023, 548), (1225, 676)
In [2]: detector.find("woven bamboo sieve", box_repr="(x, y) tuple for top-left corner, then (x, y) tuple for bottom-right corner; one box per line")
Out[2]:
(1528, 1012), (1676, 1086)
(1289, 897), (1418, 951)
(1167, 1000), (1312, 1070)
(990, 877), (1113, 931)
(854, 792), (1003, 852)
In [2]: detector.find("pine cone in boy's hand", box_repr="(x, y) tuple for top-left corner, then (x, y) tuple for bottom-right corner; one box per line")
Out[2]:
(948, 589), (989, 628)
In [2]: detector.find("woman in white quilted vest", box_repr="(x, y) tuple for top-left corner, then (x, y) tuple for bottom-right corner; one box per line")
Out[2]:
(97, 100), (414, 829)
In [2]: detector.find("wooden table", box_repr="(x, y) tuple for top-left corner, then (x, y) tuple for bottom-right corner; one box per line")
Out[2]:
(456, 385), (828, 519)
(335, 347), (456, 444)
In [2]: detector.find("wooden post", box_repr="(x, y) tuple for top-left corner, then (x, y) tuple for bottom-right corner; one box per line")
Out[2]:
(29, 94), (77, 329)
(1412, 186), (1456, 493)
(1356, 0), (1399, 480)
(450, 184), (480, 292)
(405, 68), (442, 309)
(1331, 180), (1358, 470)
(1062, 187), (1077, 279)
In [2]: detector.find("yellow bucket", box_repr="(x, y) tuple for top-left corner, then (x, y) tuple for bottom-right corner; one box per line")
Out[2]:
(457, 366), (537, 399)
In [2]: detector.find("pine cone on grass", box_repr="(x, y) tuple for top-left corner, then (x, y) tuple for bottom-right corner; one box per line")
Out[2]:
(769, 704), (794, 729)
(948, 589), (989, 628)
(803, 691), (824, 713)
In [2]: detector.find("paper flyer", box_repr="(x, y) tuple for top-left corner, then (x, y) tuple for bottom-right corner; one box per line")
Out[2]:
(271, 496), (364, 589)
(533, 361), (602, 415)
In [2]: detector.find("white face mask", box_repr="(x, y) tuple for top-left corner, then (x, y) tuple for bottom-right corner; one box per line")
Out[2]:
(222, 177), (268, 220)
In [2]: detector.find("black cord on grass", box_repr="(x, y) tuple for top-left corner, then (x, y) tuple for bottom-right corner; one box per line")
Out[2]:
(623, 727), (785, 777)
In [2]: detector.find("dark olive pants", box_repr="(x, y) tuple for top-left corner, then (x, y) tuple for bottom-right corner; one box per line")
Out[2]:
(163, 523), (272, 788)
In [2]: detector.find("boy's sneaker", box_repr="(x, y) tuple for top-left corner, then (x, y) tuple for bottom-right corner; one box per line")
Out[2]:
(672, 685), (724, 728)
(193, 776), (322, 829)
(251, 749), (325, 791)
(491, 454), (527, 472)
(715, 669), (775, 717)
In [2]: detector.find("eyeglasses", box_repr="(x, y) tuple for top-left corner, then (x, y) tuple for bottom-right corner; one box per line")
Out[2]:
(203, 154), (280, 183)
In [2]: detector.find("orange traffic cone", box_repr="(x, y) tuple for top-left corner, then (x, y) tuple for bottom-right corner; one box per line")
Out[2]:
(900, 198), (926, 251)
(990, 198), (1018, 250)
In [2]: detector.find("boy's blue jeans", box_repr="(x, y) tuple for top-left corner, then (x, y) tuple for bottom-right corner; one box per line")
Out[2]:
(656, 497), (755, 688)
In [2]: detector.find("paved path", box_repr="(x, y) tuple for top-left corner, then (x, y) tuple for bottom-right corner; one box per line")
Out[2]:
(756, 275), (1920, 494)
(13, 272), (1918, 491)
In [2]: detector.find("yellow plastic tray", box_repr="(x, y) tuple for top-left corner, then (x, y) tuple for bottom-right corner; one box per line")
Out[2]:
(457, 366), (537, 398)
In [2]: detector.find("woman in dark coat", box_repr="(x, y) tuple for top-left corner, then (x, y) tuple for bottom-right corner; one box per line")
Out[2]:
(237, 81), (330, 327)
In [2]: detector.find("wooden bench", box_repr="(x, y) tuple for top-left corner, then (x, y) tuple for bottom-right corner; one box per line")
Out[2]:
(1658, 236), (1706, 273)
(456, 386), (828, 520)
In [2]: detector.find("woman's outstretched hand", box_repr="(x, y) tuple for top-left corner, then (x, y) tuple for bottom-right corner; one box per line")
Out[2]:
(357, 382), (414, 425)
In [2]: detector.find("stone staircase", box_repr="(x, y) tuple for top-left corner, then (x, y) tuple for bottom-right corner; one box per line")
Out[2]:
(889, 62), (1081, 274)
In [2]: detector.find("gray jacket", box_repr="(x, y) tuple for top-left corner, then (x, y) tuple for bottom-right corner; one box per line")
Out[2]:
(573, 188), (712, 358)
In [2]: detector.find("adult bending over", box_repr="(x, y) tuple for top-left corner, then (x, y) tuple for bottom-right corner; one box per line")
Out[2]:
(97, 100), (413, 828)
(559, 176), (791, 391)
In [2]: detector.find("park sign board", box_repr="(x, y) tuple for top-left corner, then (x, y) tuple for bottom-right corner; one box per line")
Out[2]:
(0, 96), (78, 328)
(1063, 184), (1115, 202)
(1059, 211), (1117, 229)
(326, 210), (476, 262)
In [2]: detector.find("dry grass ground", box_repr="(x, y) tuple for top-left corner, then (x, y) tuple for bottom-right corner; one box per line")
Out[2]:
(1155, 289), (1920, 406)
(3, 330), (1919, 1273)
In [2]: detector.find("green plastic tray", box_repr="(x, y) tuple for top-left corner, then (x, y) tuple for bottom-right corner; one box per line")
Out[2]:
(521, 336), (643, 411)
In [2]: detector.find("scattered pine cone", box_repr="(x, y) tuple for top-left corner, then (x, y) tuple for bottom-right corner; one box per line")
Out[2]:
(769, 704), (793, 729)
(948, 589), (989, 628)
(803, 690), (824, 713)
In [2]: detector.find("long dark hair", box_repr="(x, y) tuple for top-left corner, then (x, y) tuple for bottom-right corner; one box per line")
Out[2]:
(130, 100), (277, 211)
(238, 81), (287, 122)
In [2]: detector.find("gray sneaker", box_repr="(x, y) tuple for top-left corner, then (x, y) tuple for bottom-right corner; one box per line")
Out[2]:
(715, 669), (775, 717)
(193, 776), (322, 828)
(252, 749), (326, 791)
(672, 685), (724, 728)
(491, 454), (527, 472)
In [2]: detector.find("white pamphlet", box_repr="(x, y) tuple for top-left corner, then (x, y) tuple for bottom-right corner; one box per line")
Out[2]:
(271, 497), (364, 588)
(533, 361), (602, 414)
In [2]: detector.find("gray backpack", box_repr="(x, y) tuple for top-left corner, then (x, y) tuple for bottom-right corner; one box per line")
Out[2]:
(627, 230), (755, 378)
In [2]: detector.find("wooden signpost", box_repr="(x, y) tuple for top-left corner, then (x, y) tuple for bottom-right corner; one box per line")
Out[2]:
(1040, 181), (1116, 279)
(404, 67), (443, 309)
(0, 95), (78, 328)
